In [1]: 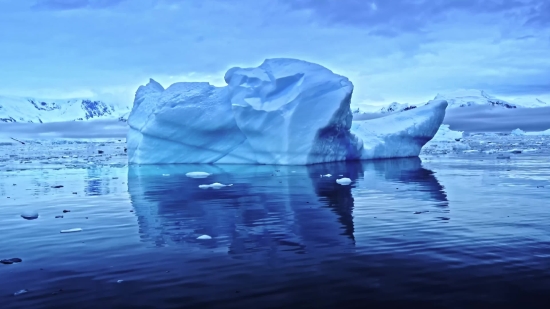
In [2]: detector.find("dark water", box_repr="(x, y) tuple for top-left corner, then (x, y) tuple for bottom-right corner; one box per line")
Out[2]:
(1, 157), (550, 308)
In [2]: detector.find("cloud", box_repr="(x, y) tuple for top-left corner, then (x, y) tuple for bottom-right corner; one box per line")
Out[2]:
(0, 0), (549, 107)
(282, 0), (537, 33)
(525, 1), (550, 25)
(32, 0), (127, 10)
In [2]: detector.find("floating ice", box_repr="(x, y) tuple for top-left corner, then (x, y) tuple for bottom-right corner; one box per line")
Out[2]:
(336, 178), (352, 185)
(186, 171), (211, 178)
(13, 289), (28, 296)
(197, 235), (212, 240)
(511, 128), (525, 136)
(20, 211), (39, 220)
(60, 228), (82, 233)
(198, 183), (233, 189)
(352, 100), (448, 159)
(127, 58), (447, 165)
(525, 128), (550, 136)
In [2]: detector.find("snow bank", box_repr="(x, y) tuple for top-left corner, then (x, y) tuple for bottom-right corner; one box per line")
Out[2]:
(127, 58), (447, 165)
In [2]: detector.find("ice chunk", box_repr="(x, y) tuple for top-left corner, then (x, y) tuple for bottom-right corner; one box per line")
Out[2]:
(60, 228), (82, 233)
(430, 124), (463, 142)
(336, 178), (352, 185)
(198, 183), (233, 189)
(511, 128), (525, 136)
(185, 171), (211, 178)
(21, 211), (39, 220)
(197, 235), (212, 240)
(352, 100), (448, 160)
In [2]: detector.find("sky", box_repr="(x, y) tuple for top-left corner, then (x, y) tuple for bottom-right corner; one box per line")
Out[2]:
(1, 0), (549, 108)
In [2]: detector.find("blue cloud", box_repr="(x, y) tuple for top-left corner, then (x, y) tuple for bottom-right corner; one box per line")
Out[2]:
(33, 0), (127, 10)
(0, 0), (548, 107)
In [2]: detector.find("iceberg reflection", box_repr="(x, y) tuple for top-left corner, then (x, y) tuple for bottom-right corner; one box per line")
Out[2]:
(127, 158), (447, 255)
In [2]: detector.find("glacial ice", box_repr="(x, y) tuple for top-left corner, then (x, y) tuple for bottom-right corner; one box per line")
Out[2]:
(127, 80), (246, 164)
(511, 128), (525, 136)
(421, 124), (470, 154)
(127, 58), (447, 165)
(351, 100), (447, 159)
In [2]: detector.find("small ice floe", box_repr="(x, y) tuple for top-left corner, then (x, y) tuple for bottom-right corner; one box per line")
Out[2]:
(21, 211), (39, 220)
(162, 174), (170, 176)
(463, 150), (479, 153)
(60, 228), (82, 233)
(321, 174), (332, 178)
(484, 149), (497, 154)
(13, 289), (28, 296)
(198, 183), (233, 189)
(186, 171), (211, 178)
(508, 149), (522, 154)
(116, 280), (124, 283)
(336, 178), (352, 185)
(523, 149), (538, 153)
(197, 235), (212, 240)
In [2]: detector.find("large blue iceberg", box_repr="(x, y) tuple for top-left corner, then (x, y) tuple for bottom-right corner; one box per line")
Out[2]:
(127, 58), (447, 165)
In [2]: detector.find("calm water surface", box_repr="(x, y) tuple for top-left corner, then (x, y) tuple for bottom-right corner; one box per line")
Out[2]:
(1, 155), (550, 308)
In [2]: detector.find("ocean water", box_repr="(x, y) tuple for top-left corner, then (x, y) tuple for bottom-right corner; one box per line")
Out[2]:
(1, 140), (550, 308)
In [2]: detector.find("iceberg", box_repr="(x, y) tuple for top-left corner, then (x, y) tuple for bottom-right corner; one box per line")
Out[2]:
(127, 58), (447, 165)
(511, 128), (525, 136)
(421, 124), (470, 155)
(351, 100), (448, 159)
(526, 128), (550, 136)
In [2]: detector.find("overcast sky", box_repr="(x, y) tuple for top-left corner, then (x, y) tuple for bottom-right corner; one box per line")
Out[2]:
(1, 0), (549, 107)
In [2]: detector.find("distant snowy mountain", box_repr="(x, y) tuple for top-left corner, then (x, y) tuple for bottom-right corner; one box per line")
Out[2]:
(0, 96), (131, 123)
(434, 90), (517, 109)
(352, 102), (417, 115)
(353, 90), (548, 118)
(508, 97), (548, 108)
